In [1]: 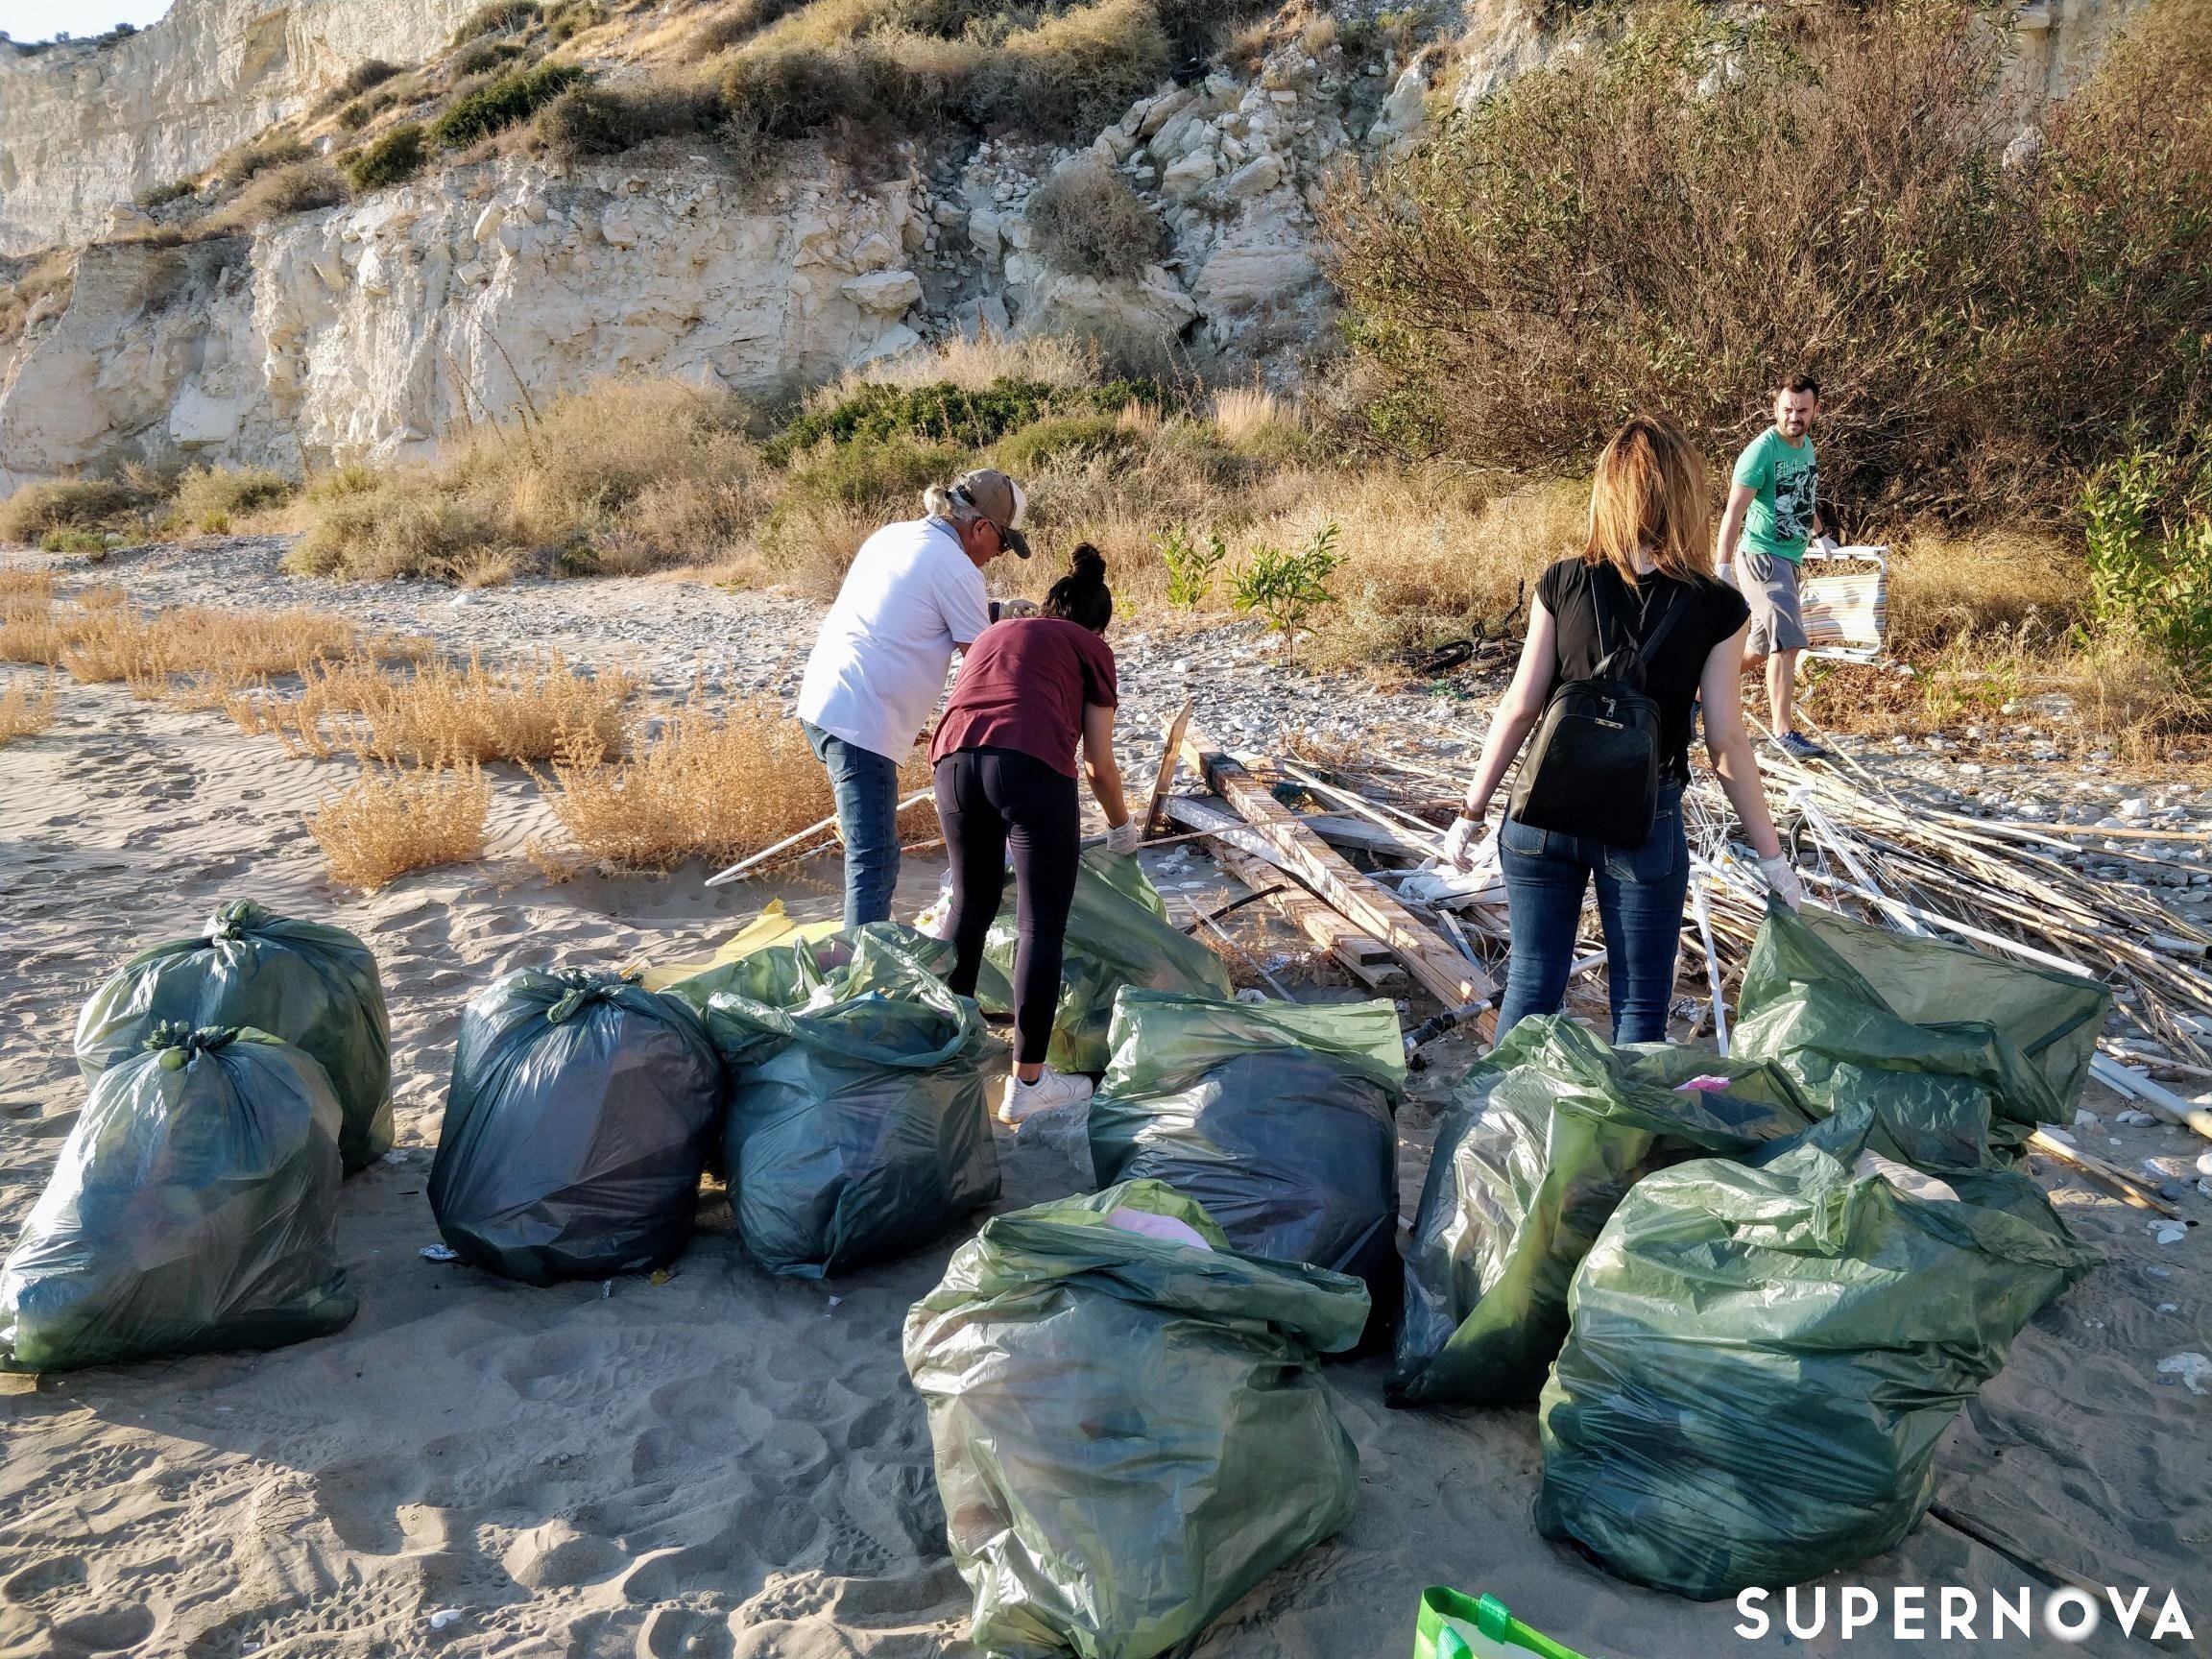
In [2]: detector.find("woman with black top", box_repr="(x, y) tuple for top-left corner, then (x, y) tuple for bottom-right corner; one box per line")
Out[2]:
(1438, 416), (1803, 1045)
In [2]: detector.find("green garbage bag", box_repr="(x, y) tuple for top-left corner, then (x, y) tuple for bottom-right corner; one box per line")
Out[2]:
(1733, 902), (2086, 1169)
(905, 1181), (1367, 1659)
(1413, 1588), (1594, 1659)
(699, 931), (997, 1277)
(3, 1025), (357, 1373)
(1534, 1115), (2095, 1599)
(979, 847), (1234, 1074)
(429, 969), (724, 1286)
(1388, 1016), (1812, 1408)
(662, 922), (956, 1062)
(1089, 990), (1405, 1314)
(74, 899), (394, 1173)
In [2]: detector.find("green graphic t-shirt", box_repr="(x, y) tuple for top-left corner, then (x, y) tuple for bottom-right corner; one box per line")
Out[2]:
(1732, 427), (1818, 563)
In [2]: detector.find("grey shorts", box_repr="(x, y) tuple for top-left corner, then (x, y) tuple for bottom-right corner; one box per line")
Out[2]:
(1735, 550), (1808, 655)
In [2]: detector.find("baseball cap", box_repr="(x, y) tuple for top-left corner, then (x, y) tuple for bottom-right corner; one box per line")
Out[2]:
(952, 468), (1032, 559)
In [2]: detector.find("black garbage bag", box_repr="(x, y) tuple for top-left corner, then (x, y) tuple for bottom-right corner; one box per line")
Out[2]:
(1088, 990), (1405, 1318)
(75, 899), (394, 1172)
(904, 1181), (1368, 1659)
(429, 969), (724, 1286)
(1733, 902), (2086, 1169)
(1388, 1016), (1812, 1408)
(978, 847), (1235, 1074)
(699, 932), (997, 1277)
(2, 1024), (356, 1373)
(1535, 1112), (2095, 1599)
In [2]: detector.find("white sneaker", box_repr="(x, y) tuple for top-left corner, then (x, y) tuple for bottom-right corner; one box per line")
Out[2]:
(997, 1066), (1094, 1126)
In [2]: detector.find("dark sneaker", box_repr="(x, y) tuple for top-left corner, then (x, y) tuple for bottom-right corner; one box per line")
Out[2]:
(1773, 730), (1831, 761)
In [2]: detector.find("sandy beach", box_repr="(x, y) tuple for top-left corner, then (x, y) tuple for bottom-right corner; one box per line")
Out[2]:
(2, 543), (2207, 1659)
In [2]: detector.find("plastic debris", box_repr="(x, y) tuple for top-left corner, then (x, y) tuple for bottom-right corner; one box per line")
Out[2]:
(427, 1608), (463, 1629)
(2157, 1353), (2211, 1395)
(418, 1244), (460, 1263)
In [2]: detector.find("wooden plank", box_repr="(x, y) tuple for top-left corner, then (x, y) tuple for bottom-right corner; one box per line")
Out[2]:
(1208, 838), (1404, 990)
(1143, 698), (1194, 839)
(1182, 725), (1491, 1008)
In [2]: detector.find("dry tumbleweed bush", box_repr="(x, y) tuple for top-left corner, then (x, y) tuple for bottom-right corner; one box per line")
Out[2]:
(0, 673), (57, 746)
(309, 763), (491, 891)
(541, 701), (835, 872)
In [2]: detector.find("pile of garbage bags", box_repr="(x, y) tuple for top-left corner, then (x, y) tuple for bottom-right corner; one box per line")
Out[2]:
(904, 1181), (1366, 1659)
(1089, 990), (1404, 1317)
(429, 969), (725, 1285)
(683, 931), (997, 1278)
(1535, 1110), (2096, 1599)
(1730, 902), (2101, 1168)
(1389, 1017), (1812, 1407)
(2, 1024), (357, 1373)
(979, 847), (1234, 1074)
(74, 899), (394, 1172)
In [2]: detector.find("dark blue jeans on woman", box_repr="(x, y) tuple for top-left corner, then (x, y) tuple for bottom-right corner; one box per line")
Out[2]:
(1496, 781), (1689, 1046)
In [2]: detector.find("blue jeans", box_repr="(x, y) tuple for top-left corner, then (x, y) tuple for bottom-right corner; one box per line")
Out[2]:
(805, 721), (901, 926)
(1496, 782), (1689, 1046)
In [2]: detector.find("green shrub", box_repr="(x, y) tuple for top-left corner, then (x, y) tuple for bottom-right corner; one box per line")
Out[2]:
(434, 60), (587, 148)
(1155, 521), (1227, 608)
(348, 123), (428, 189)
(783, 434), (968, 513)
(990, 415), (1132, 473)
(545, 1), (608, 41)
(2082, 451), (2212, 681)
(981, 0), (1170, 140)
(316, 58), (402, 114)
(770, 376), (1163, 461)
(1027, 156), (1165, 280)
(336, 94), (391, 132)
(136, 179), (198, 209)
(452, 1), (539, 45)
(39, 528), (115, 555)
(174, 466), (296, 533)
(454, 36), (528, 76)
(1231, 522), (1341, 659)
(0, 479), (146, 545)
(1322, 0), (2212, 521)
(535, 83), (720, 158)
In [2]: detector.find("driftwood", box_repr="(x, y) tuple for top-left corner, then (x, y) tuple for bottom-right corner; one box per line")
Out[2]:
(1181, 724), (1488, 1009)
(1142, 697), (1194, 839)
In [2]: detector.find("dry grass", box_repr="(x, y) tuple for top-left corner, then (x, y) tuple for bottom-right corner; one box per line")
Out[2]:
(1883, 526), (2085, 657)
(0, 568), (56, 622)
(172, 467), (296, 534)
(229, 651), (638, 763)
(1210, 387), (1296, 447)
(289, 378), (761, 581)
(309, 763), (492, 891)
(540, 699), (832, 872)
(53, 605), (371, 694)
(0, 674), (57, 747)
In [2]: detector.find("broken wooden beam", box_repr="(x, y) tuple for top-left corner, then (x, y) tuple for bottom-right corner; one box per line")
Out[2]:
(1142, 697), (1193, 839)
(1208, 837), (1405, 991)
(1182, 725), (1492, 1009)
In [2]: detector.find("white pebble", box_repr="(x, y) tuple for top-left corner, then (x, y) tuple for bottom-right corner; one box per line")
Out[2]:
(2152, 1221), (2189, 1245)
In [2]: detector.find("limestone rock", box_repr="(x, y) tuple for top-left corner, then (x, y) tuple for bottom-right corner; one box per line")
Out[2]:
(1162, 150), (1219, 199)
(842, 269), (923, 314)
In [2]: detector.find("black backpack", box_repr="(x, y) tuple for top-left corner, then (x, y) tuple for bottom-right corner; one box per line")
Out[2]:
(1506, 567), (1687, 848)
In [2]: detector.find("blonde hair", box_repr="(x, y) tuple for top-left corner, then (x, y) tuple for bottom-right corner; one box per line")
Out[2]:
(1582, 415), (1714, 586)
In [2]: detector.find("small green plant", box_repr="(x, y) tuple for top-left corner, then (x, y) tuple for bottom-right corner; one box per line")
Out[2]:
(544, 0), (607, 41)
(136, 178), (198, 209)
(1230, 521), (1341, 658)
(40, 528), (115, 555)
(348, 123), (427, 189)
(2081, 450), (2212, 681)
(1156, 521), (1227, 609)
(433, 60), (586, 148)
(452, 0), (539, 46)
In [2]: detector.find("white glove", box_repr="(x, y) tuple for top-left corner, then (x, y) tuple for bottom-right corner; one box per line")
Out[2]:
(1105, 817), (1142, 855)
(1758, 854), (1805, 910)
(1810, 534), (1840, 557)
(995, 597), (1040, 619)
(1440, 813), (1494, 874)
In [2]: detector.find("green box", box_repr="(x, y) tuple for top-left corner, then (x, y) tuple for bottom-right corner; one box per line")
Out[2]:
(1415, 1588), (1597, 1659)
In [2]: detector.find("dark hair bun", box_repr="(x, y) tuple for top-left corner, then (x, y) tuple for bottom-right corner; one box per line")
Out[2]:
(1069, 542), (1107, 581)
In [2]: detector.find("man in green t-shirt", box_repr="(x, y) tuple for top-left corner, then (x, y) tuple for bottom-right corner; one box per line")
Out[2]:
(1717, 373), (1829, 760)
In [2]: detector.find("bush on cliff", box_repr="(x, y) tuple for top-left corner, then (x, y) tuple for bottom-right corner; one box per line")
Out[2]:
(433, 61), (587, 149)
(348, 124), (428, 190)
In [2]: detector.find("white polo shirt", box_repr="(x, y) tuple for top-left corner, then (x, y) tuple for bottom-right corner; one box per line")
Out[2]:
(796, 516), (992, 762)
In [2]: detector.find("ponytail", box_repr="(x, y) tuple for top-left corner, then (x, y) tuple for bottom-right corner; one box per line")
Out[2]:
(1041, 542), (1113, 633)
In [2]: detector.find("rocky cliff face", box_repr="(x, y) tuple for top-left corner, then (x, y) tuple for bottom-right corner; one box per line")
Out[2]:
(0, 0), (2148, 492)
(0, 0), (477, 257)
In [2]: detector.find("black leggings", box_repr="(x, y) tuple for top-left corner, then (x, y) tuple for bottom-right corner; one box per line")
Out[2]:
(934, 747), (1081, 1068)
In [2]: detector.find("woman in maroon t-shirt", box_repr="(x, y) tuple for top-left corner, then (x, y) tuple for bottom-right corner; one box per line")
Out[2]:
(929, 544), (1136, 1125)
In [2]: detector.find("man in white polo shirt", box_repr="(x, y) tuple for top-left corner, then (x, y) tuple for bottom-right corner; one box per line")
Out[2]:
(796, 468), (1034, 926)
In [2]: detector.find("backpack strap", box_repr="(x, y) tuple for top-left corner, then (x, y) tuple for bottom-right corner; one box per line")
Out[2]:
(1633, 584), (1690, 667)
(1592, 565), (1690, 673)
